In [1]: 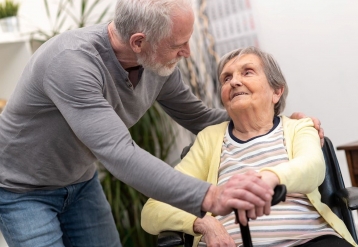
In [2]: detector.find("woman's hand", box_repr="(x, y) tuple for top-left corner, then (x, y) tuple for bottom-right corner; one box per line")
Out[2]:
(259, 170), (280, 213)
(244, 170), (280, 221)
(194, 215), (236, 247)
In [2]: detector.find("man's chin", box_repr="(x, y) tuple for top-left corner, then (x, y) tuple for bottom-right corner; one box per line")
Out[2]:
(156, 66), (176, 77)
(145, 64), (176, 77)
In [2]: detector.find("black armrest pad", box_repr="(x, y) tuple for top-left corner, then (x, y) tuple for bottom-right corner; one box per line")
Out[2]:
(157, 231), (184, 247)
(336, 187), (358, 210)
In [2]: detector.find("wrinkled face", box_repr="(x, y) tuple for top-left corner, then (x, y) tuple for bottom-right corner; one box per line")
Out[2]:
(137, 10), (193, 76)
(219, 54), (282, 117)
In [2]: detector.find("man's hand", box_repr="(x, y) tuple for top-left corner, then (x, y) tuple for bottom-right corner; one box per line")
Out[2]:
(201, 171), (273, 225)
(290, 112), (324, 146)
(194, 215), (236, 247)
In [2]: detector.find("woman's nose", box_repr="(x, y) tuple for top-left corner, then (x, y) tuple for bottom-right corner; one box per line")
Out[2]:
(230, 76), (243, 87)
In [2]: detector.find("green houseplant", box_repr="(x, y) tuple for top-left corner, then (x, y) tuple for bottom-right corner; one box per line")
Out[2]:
(0, 0), (20, 32)
(0, 0), (19, 19)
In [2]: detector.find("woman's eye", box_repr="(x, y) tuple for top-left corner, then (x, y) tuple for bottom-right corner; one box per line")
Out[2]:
(220, 74), (232, 84)
(224, 76), (231, 82)
(244, 69), (254, 75)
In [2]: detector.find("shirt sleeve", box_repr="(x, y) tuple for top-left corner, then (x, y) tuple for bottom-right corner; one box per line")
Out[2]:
(42, 50), (211, 217)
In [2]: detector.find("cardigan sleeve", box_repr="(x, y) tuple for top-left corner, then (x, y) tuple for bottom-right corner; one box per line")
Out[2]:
(260, 117), (325, 194)
(141, 128), (214, 235)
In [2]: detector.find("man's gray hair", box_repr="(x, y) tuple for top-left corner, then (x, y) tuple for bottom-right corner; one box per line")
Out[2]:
(217, 46), (289, 115)
(114, 0), (193, 46)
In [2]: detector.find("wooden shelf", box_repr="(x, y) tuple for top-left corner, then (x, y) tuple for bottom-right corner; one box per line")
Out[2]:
(337, 141), (358, 187)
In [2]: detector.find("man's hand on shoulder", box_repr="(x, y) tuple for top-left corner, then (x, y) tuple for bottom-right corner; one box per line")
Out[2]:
(290, 112), (324, 147)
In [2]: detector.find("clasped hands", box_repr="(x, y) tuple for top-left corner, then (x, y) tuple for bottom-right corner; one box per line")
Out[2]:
(200, 170), (279, 246)
(203, 170), (278, 225)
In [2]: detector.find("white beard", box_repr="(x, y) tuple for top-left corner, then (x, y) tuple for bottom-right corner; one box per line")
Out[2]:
(136, 50), (179, 77)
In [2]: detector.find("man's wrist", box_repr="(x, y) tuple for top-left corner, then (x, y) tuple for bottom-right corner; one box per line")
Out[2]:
(201, 185), (215, 213)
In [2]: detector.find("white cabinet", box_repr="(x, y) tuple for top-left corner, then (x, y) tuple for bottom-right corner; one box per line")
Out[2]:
(0, 33), (32, 101)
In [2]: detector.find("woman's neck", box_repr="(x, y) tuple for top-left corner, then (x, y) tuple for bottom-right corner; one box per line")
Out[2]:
(231, 112), (275, 141)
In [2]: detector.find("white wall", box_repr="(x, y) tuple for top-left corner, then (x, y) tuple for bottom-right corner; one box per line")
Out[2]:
(251, 0), (358, 188)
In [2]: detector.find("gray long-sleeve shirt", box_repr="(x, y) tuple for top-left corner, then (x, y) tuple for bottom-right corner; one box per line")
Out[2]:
(0, 23), (228, 216)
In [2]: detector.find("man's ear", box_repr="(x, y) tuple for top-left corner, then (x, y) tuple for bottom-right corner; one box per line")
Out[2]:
(129, 33), (146, 53)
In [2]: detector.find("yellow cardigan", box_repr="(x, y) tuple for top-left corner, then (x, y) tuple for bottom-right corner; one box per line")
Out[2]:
(141, 116), (357, 247)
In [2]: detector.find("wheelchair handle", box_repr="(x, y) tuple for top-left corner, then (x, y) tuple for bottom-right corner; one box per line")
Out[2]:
(271, 184), (287, 206)
(233, 184), (287, 222)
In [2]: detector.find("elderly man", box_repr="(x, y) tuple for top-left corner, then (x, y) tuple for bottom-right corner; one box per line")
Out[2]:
(0, 0), (322, 246)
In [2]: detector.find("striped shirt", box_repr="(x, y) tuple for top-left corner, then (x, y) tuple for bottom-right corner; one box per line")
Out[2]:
(199, 116), (339, 247)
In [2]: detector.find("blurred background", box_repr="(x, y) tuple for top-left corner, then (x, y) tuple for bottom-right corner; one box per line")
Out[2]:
(0, 0), (358, 246)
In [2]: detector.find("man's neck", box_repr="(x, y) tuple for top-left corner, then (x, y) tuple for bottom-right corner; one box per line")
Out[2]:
(107, 22), (139, 69)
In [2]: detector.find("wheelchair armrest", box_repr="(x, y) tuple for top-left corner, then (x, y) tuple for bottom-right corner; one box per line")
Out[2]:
(157, 231), (184, 247)
(336, 187), (358, 210)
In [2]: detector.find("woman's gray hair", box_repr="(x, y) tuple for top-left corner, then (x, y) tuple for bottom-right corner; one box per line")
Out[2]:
(114, 0), (193, 47)
(217, 46), (289, 115)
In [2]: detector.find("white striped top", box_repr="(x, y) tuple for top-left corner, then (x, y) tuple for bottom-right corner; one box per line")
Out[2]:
(198, 117), (339, 247)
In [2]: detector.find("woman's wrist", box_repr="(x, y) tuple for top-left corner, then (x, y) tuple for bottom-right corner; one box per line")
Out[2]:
(259, 170), (280, 189)
(193, 217), (206, 234)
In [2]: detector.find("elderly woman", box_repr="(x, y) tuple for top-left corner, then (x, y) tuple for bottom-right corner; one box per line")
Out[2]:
(141, 47), (356, 247)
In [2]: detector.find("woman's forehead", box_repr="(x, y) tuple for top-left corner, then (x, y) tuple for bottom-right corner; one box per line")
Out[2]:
(223, 53), (263, 70)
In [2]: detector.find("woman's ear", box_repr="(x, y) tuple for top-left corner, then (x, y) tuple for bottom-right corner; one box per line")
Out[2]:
(273, 87), (284, 104)
(129, 33), (146, 53)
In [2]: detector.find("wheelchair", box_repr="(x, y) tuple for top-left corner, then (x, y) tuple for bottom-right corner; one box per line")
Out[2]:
(156, 137), (358, 247)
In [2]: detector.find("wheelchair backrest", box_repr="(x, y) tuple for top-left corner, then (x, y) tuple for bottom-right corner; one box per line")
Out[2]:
(320, 136), (358, 242)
